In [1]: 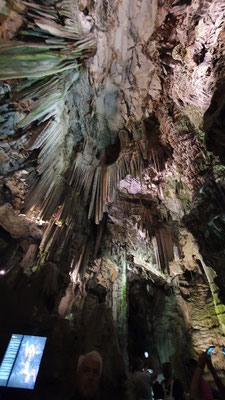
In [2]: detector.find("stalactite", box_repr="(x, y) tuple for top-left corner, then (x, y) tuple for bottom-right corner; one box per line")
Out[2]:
(0, 0), (97, 232)
(29, 135), (147, 227)
(70, 243), (86, 283)
(140, 205), (174, 273)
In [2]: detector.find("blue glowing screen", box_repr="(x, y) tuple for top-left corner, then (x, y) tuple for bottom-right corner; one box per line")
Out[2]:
(0, 334), (47, 389)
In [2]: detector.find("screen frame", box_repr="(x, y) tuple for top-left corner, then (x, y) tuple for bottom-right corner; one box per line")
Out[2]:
(0, 333), (47, 390)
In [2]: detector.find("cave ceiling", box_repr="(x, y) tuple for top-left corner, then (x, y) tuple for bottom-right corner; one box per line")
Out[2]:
(0, 0), (225, 371)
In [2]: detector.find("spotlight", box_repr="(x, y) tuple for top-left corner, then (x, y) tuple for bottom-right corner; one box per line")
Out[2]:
(0, 270), (5, 275)
(144, 352), (149, 358)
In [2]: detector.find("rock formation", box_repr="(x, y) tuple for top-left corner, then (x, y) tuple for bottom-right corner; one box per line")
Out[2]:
(0, 0), (225, 398)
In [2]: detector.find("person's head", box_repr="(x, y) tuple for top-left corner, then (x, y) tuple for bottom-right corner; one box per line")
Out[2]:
(162, 362), (172, 380)
(76, 351), (102, 399)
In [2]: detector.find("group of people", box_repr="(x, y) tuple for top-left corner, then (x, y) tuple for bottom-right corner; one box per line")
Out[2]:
(69, 349), (225, 400)
(129, 355), (185, 400)
(129, 351), (225, 400)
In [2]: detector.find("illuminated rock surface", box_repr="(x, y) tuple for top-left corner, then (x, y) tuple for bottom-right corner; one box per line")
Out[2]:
(0, 0), (225, 399)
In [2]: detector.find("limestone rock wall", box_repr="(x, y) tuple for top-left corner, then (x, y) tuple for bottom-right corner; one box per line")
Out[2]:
(0, 0), (225, 396)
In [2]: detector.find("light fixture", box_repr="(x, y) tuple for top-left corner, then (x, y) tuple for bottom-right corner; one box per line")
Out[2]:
(0, 270), (5, 275)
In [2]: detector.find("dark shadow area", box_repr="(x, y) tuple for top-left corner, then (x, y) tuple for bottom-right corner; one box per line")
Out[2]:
(104, 135), (121, 165)
(204, 81), (225, 164)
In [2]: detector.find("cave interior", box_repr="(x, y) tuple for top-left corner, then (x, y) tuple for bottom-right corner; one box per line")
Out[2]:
(0, 0), (225, 399)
